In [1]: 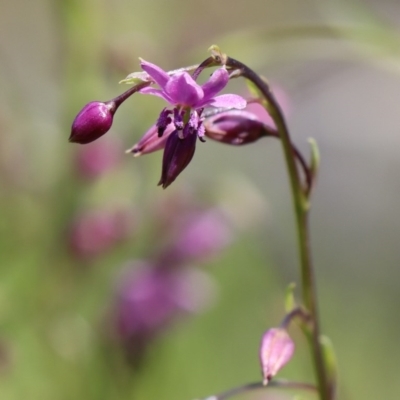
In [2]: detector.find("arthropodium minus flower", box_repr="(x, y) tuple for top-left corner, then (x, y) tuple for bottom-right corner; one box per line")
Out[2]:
(259, 327), (295, 385)
(132, 59), (246, 188)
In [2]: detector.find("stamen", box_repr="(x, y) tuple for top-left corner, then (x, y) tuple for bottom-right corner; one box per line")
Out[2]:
(156, 108), (172, 137)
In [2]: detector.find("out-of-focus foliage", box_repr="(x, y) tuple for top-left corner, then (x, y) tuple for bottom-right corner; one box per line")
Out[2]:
(1, 0), (400, 399)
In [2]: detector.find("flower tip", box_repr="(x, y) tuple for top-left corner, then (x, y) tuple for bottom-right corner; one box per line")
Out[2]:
(125, 146), (142, 157)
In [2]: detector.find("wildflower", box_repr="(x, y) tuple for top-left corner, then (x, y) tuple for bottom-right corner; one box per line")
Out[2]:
(133, 59), (246, 187)
(70, 101), (116, 144)
(259, 327), (295, 385)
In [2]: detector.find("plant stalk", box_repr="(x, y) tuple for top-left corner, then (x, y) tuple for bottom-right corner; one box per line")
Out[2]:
(224, 56), (332, 400)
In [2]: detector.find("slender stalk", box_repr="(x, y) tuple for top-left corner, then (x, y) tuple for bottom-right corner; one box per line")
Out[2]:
(112, 81), (151, 108)
(223, 56), (332, 400)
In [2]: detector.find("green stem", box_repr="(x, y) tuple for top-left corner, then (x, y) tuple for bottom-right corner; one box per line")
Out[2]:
(224, 56), (333, 400)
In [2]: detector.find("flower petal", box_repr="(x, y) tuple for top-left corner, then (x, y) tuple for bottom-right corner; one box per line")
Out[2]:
(159, 130), (197, 188)
(208, 94), (247, 109)
(201, 67), (229, 104)
(165, 72), (203, 107)
(140, 59), (170, 89)
(139, 87), (174, 103)
(127, 123), (174, 156)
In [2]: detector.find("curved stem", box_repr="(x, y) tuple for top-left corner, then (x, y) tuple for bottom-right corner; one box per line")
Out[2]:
(112, 81), (151, 109)
(223, 56), (333, 400)
(200, 380), (317, 400)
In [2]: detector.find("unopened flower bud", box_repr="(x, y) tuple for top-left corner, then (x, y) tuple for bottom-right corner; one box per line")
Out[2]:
(70, 101), (116, 144)
(204, 110), (276, 146)
(259, 327), (295, 385)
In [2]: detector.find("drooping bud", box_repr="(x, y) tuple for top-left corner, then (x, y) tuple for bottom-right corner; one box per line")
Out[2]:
(158, 129), (197, 189)
(70, 101), (116, 144)
(259, 327), (295, 385)
(204, 110), (277, 146)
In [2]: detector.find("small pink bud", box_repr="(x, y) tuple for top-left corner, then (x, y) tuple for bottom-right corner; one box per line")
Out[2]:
(70, 101), (116, 144)
(259, 328), (295, 385)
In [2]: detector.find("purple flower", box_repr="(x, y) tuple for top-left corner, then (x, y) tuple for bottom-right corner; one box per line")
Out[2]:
(259, 328), (295, 385)
(111, 261), (215, 364)
(70, 101), (116, 144)
(132, 59), (246, 187)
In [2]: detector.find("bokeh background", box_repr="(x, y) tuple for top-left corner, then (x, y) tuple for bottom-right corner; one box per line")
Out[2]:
(1, 0), (400, 399)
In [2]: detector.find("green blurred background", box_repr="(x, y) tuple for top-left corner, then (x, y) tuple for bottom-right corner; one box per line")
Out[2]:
(1, 0), (400, 399)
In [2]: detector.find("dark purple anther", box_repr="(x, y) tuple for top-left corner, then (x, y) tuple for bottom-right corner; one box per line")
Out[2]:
(156, 108), (172, 137)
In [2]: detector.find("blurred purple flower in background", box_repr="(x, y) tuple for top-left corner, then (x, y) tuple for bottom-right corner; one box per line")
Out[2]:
(75, 137), (122, 180)
(110, 261), (215, 364)
(68, 207), (135, 260)
(106, 192), (236, 365)
(167, 209), (232, 263)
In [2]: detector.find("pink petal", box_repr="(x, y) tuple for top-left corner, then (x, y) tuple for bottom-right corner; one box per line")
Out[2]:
(139, 87), (173, 103)
(208, 94), (247, 109)
(165, 72), (203, 107)
(127, 123), (174, 156)
(260, 328), (295, 385)
(140, 59), (170, 89)
(201, 67), (229, 104)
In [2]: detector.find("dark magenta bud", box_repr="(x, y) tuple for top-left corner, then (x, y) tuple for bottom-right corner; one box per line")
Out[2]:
(204, 110), (277, 145)
(158, 130), (197, 189)
(70, 101), (116, 144)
